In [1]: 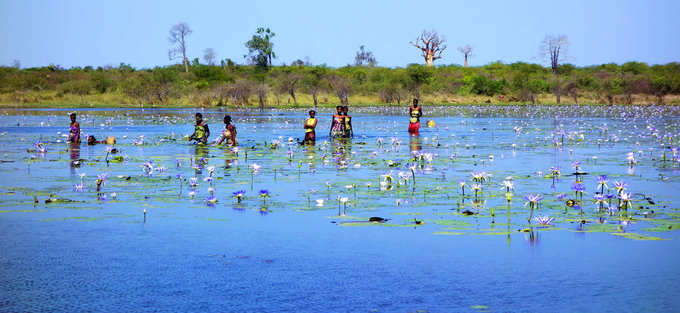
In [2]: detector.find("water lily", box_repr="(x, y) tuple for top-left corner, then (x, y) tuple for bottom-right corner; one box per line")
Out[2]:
(524, 194), (543, 223)
(73, 183), (84, 192)
(233, 190), (245, 203)
(549, 166), (560, 177)
(315, 199), (324, 207)
(260, 189), (270, 205)
(613, 180), (627, 194)
(619, 192), (633, 210)
(206, 195), (217, 204)
(596, 175), (609, 191)
(533, 215), (554, 225)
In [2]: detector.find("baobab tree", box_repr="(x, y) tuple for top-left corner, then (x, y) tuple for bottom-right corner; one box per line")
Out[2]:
(540, 34), (568, 104)
(457, 45), (473, 67)
(168, 22), (192, 72)
(203, 48), (216, 65)
(410, 30), (446, 67)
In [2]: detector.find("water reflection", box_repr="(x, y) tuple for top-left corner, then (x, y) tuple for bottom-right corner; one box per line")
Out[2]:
(69, 143), (81, 173)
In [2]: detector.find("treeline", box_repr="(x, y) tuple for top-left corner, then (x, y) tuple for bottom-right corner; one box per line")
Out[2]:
(1, 60), (679, 107)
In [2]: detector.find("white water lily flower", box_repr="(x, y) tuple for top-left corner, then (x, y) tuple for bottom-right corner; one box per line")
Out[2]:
(315, 199), (324, 207)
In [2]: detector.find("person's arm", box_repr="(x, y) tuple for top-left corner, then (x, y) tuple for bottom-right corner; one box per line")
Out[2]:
(329, 117), (335, 136)
(229, 125), (237, 145)
(214, 131), (225, 146)
(204, 124), (210, 143)
(349, 118), (353, 137)
(419, 107), (423, 118)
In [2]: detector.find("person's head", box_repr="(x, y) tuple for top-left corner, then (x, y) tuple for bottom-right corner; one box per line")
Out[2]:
(69, 112), (77, 123)
(309, 110), (316, 118)
(342, 106), (349, 114)
(87, 135), (96, 145)
(224, 115), (232, 124)
(336, 106), (342, 114)
(195, 112), (203, 123)
(412, 98), (419, 107)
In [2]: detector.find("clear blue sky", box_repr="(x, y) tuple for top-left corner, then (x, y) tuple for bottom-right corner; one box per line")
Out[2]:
(1, 0), (679, 69)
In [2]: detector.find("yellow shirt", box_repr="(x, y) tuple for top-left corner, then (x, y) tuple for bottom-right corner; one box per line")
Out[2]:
(305, 118), (316, 133)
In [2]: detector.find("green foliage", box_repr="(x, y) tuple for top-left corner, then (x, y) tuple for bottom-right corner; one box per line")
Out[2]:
(1, 59), (679, 106)
(245, 27), (276, 69)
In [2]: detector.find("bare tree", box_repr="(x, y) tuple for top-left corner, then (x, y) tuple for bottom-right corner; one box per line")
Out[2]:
(11, 60), (20, 69)
(457, 45), (473, 67)
(354, 45), (376, 66)
(539, 34), (568, 104)
(410, 30), (447, 67)
(328, 75), (350, 105)
(168, 22), (193, 73)
(203, 48), (216, 65)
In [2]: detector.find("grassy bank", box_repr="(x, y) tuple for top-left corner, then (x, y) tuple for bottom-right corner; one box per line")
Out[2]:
(1, 90), (677, 109)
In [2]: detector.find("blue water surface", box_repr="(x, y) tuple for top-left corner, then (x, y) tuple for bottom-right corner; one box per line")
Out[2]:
(1, 106), (679, 312)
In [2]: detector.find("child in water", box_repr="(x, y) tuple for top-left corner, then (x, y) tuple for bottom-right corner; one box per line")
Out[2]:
(302, 110), (317, 144)
(214, 115), (238, 146)
(408, 98), (422, 135)
(68, 112), (81, 144)
(188, 112), (210, 144)
(342, 106), (353, 138)
(329, 105), (345, 137)
(87, 135), (116, 145)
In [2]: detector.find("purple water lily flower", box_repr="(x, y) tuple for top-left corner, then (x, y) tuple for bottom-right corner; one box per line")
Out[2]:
(533, 216), (554, 225)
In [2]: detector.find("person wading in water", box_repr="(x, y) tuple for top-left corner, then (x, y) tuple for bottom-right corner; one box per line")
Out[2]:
(214, 115), (237, 146)
(342, 106), (353, 138)
(408, 98), (423, 135)
(329, 105), (345, 138)
(302, 110), (317, 145)
(68, 112), (81, 144)
(188, 112), (210, 144)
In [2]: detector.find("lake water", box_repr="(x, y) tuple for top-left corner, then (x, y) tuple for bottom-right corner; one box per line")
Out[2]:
(1, 106), (679, 312)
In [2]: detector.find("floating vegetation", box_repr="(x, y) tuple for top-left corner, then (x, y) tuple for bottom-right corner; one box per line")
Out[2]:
(0, 106), (678, 243)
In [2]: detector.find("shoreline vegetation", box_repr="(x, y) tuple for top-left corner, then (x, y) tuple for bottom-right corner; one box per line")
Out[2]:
(1, 61), (679, 109)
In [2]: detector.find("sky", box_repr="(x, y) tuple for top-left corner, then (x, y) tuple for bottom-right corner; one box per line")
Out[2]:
(1, 0), (679, 69)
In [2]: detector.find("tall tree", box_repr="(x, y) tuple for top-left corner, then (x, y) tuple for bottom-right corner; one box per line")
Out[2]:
(540, 34), (568, 104)
(168, 22), (192, 73)
(203, 48), (216, 65)
(410, 30), (446, 67)
(457, 45), (473, 67)
(354, 45), (376, 66)
(245, 27), (276, 68)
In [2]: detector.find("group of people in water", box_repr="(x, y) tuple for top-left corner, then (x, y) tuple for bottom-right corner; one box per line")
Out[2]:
(67, 98), (424, 147)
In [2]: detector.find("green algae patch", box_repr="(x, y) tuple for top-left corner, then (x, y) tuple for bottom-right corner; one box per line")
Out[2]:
(0, 209), (47, 213)
(202, 217), (228, 222)
(42, 216), (109, 222)
(610, 232), (665, 241)
(641, 219), (680, 232)
(428, 219), (474, 227)
(433, 231), (465, 235)
(571, 223), (621, 233)
(392, 212), (425, 216)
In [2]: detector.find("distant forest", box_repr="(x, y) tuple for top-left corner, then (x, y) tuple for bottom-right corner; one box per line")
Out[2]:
(2, 25), (678, 107)
(2, 60), (678, 107)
